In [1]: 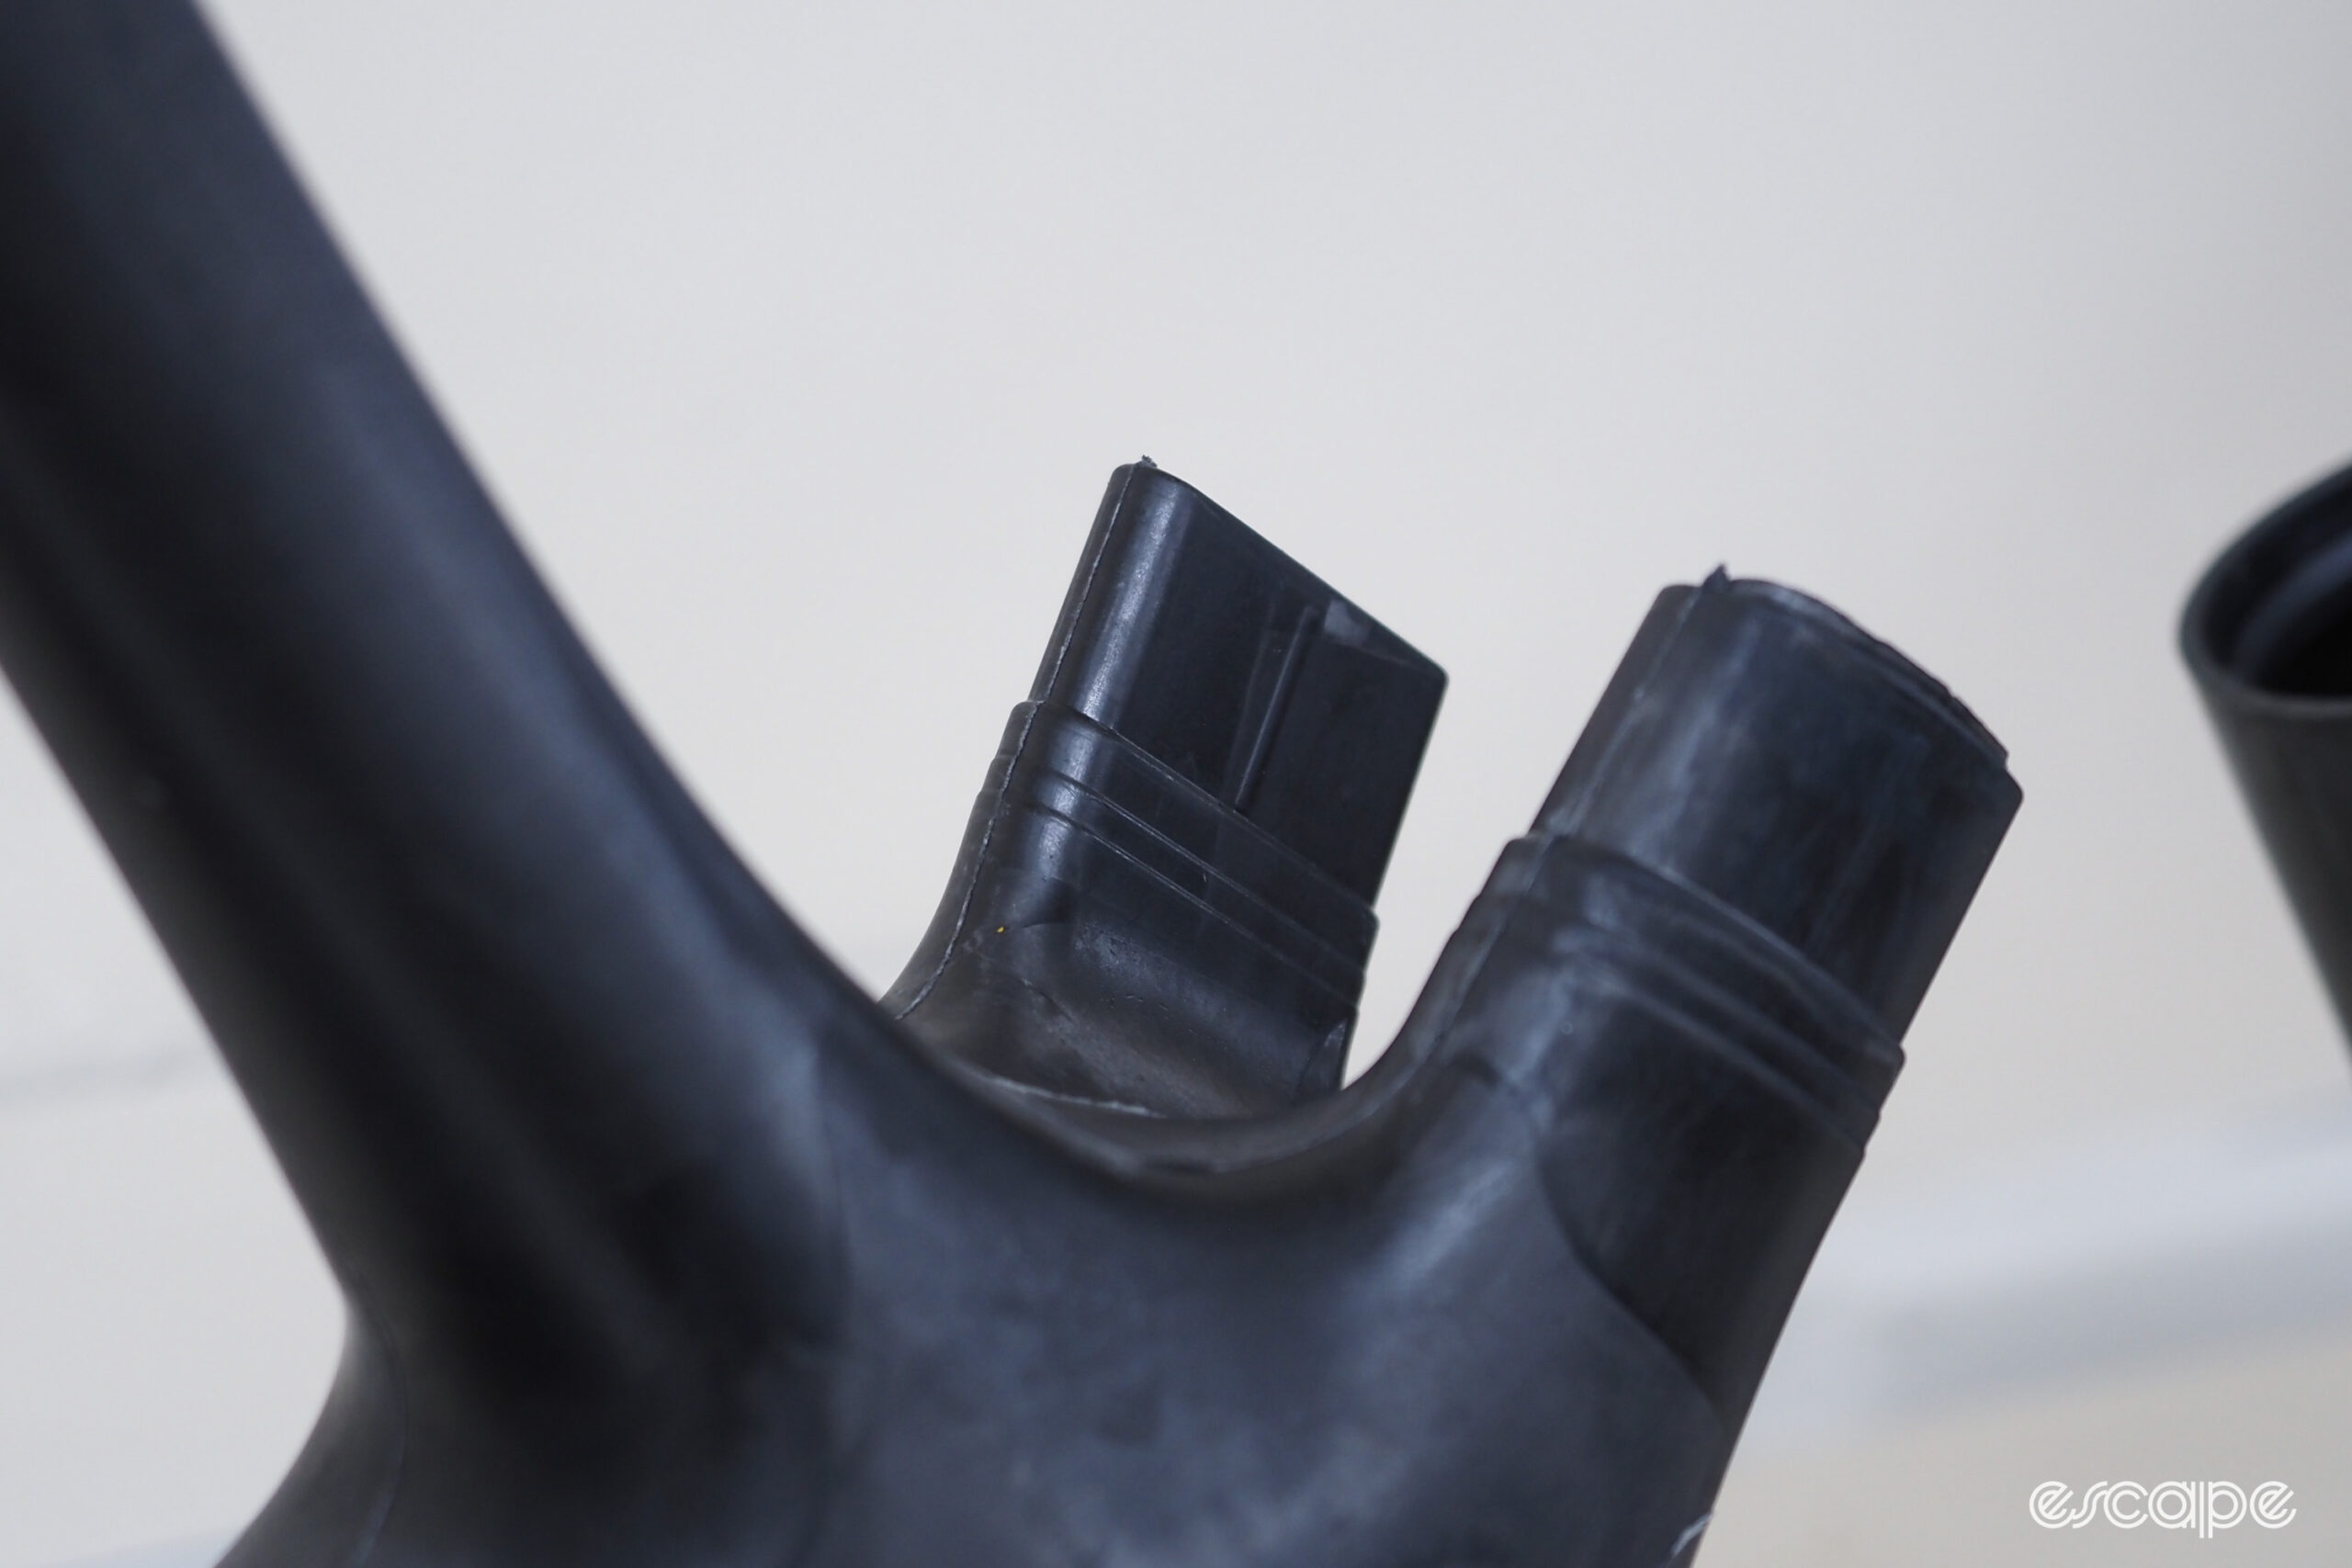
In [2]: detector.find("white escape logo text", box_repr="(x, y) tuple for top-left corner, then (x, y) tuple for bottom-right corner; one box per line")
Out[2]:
(2030, 1482), (2294, 1538)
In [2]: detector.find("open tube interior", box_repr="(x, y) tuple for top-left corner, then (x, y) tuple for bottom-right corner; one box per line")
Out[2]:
(2190, 465), (2352, 699)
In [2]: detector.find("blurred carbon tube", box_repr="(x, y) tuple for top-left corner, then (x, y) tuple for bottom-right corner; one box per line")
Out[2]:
(2185, 459), (2352, 1046)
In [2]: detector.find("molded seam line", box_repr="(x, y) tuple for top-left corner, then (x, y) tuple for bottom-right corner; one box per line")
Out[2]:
(891, 465), (1142, 1021)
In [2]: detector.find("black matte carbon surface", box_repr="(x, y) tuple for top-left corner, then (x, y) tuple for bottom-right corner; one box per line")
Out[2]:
(2186, 457), (2352, 1046)
(0, 7), (2021, 1566)
(887, 462), (1445, 1118)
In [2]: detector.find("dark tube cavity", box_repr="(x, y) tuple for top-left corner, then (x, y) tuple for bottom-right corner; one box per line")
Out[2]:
(2185, 458), (2352, 1045)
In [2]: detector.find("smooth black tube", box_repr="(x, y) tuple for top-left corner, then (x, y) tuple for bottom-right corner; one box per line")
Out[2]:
(2184, 458), (2352, 1045)
(0, 6), (2021, 1565)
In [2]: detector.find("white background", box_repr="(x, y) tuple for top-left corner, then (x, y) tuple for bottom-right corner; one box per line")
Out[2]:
(6, 3), (2352, 1562)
